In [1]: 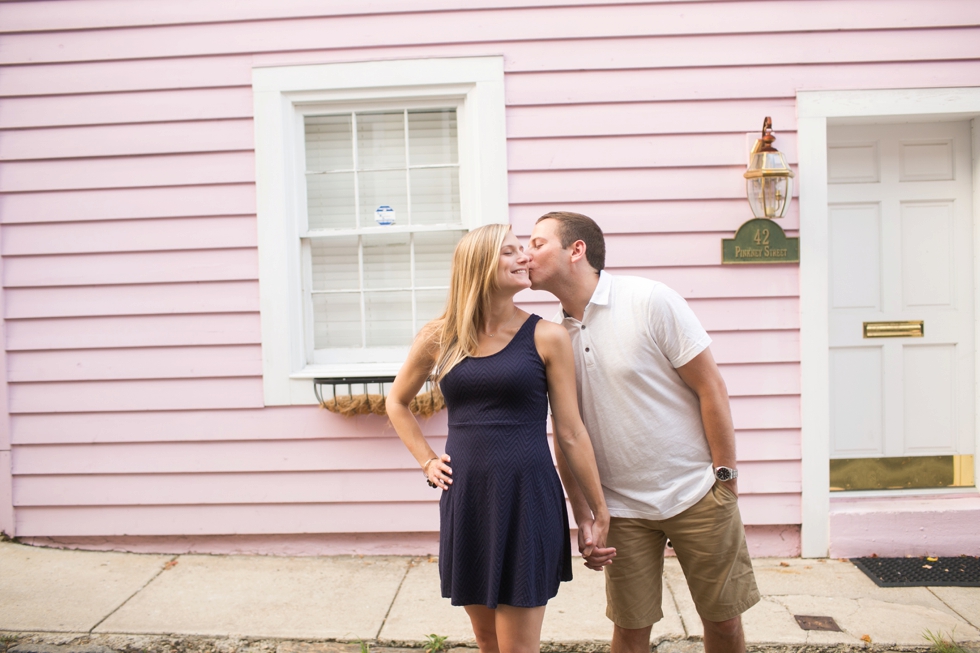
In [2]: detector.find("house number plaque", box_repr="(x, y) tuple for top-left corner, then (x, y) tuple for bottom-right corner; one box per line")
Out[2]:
(721, 218), (799, 264)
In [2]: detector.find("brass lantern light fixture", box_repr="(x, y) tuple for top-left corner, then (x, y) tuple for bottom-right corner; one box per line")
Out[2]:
(744, 116), (794, 219)
(721, 116), (799, 264)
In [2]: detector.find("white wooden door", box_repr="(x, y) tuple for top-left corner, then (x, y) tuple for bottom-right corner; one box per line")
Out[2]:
(828, 121), (975, 461)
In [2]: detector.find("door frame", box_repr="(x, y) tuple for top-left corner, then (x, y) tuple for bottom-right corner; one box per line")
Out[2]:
(798, 87), (980, 557)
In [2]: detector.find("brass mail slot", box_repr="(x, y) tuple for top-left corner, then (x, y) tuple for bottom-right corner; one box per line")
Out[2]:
(830, 455), (974, 491)
(863, 320), (924, 338)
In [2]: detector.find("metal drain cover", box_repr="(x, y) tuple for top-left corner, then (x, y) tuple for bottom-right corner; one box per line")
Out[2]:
(794, 615), (842, 631)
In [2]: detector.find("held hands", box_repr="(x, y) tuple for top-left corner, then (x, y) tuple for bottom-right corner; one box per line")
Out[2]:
(578, 513), (616, 571)
(424, 454), (453, 490)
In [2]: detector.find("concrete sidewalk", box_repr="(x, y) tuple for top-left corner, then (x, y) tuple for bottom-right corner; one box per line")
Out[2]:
(1, 541), (978, 652)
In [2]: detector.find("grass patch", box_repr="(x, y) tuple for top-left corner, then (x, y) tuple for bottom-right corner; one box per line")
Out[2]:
(924, 629), (971, 653)
(423, 634), (449, 653)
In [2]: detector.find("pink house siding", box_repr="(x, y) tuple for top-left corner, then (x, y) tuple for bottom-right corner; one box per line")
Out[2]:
(0, 0), (977, 556)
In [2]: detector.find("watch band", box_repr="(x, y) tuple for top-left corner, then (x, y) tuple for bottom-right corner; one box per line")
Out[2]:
(714, 466), (738, 481)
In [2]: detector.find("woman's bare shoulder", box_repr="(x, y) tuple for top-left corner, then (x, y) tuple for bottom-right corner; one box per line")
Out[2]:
(534, 317), (567, 337)
(533, 317), (571, 351)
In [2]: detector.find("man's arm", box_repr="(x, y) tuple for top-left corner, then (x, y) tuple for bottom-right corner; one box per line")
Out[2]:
(675, 347), (739, 495)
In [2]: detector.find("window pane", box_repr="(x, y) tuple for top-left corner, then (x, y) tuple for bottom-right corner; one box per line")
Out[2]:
(307, 172), (355, 230)
(415, 230), (462, 287)
(311, 236), (358, 291)
(359, 169), (407, 227)
(416, 288), (448, 328)
(409, 109), (458, 166)
(313, 292), (361, 348)
(363, 232), (410, 290)
(410, 167), (460, 225)
(357, 112), (406, 170)
(365, 291), (412, 347)
(305, 115), (353, 172)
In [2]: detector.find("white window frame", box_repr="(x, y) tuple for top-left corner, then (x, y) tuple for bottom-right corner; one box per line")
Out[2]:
(797, 87), (980, 557)
(253, 57), (508, 406)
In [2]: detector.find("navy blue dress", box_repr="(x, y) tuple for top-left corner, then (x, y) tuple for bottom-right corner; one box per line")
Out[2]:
(438, 314), (572, 608)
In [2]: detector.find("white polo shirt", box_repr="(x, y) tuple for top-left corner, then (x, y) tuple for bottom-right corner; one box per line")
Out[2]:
(556, 271), (715, 520)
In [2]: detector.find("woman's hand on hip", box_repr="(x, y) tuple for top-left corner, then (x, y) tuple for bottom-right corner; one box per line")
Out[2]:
(425, 453), (453, 491)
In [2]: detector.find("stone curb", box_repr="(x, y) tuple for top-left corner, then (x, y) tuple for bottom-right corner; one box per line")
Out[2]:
(2, 632), (971, 653)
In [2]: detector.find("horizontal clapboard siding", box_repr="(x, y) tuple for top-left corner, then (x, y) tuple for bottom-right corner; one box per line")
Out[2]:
(4, 129), (794, 169)
(0, 153), (256, 192)
(2, 2), (977, 64)
(9, 494), (804, 535)
(5, 282), (259, 318)
(0, 122), (255, 160)
(5, 62), (979, 128)
(6, 28), (980, 97)
(4, 249), (259, 286)
(1, 216), (258, 255)
(9, 408), (799, 452)
(13, 462), (802, 505)
(7, 346), (264, 382)
(6, 314), (262, 350)
(0, 0), (967, 33)
(2, 0), (973, 547)
(9, 408), (452, 445)
(5, 365), (799, 414)
(0, 185), (256, 223)
(12, 439), (801, 476)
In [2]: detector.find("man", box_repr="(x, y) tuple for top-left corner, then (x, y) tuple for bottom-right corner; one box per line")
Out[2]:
(526, 212), (759, 653)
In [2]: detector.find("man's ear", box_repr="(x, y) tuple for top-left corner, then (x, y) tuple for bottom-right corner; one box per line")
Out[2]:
(569, 239), (588, 264)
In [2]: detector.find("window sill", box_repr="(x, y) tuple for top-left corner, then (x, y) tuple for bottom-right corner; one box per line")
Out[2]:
(289, 362), (403, 380)
(275, 363), (404, 406)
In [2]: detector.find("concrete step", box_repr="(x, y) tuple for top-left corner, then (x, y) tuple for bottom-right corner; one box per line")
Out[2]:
(830, 492), (980, 558)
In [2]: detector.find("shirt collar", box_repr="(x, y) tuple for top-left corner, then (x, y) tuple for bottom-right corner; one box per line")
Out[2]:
(590, 270), (611, 306)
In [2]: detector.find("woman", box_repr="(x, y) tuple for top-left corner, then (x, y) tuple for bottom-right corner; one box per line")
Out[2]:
(387, 224), (610, 652)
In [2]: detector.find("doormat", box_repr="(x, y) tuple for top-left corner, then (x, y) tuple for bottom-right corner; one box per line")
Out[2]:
(851, 556), (980, 587)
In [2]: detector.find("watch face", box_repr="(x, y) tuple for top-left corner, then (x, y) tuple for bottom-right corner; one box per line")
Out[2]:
(715, 467), (733, 481)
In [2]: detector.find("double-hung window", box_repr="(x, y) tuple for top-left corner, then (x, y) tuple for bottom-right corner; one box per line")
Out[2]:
(304, 108), (463, 362)
(253, 58), (507, 405)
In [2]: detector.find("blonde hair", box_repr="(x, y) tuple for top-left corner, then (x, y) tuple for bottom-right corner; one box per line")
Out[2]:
(432, 224), (512, 381)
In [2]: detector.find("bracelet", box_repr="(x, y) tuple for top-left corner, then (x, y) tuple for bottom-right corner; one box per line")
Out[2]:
(422, 457), (440, 489)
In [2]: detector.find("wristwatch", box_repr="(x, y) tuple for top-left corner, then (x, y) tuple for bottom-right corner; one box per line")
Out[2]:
(714, 466), (738, 482)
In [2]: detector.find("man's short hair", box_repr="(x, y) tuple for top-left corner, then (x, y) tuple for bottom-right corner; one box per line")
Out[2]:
(536, 211), (606, 272)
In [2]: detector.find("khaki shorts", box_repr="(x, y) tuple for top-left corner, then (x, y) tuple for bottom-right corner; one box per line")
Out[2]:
(604, 481), (760, 628)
